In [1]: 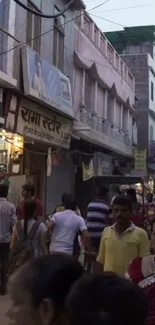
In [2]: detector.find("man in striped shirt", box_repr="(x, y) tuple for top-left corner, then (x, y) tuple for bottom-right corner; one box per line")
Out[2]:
(87, 185), (110, 252)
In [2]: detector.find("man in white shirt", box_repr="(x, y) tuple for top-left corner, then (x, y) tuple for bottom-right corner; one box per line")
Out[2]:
(0, 183), (16, 295)
(48, 195), (91, 256)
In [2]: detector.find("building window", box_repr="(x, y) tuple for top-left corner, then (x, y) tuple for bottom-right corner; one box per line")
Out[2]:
(150, 125), (154, 141)
(85, 71), (92, 111)
(151, 81), (154, 101)
(26, 1), (41, 53)
(53, 7), (65, 71)
(31, 0), (42, 9)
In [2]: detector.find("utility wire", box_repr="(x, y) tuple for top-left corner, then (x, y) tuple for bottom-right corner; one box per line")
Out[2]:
(90, 13), (126, 28)
(13, 0), (76, 18)
(0, 0), (110, 57)
(96, 3), (155, 13)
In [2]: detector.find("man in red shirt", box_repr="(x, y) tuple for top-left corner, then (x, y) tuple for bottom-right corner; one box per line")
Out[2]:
(18, 184), (43, 220)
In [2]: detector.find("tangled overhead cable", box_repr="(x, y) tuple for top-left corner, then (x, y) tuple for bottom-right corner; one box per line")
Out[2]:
(13, 0), (76, 18)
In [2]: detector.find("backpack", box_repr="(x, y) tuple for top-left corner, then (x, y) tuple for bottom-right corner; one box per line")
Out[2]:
(8, 220), (40, 276)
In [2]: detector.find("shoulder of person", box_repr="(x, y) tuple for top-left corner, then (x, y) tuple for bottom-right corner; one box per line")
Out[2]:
(102, 226), (111, 236)
(36, 221), (47, 233)
(134, 226), (148, 237)
(35, 197), (42, 204)
(7, 201), (16, 209)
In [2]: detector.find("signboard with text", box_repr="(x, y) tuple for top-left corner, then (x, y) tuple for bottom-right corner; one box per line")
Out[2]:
(134, 149), (147, 173)
(16, 99), (72, 149)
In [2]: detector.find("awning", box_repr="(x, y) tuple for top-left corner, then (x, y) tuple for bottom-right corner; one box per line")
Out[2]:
(74, 51), (92, 69)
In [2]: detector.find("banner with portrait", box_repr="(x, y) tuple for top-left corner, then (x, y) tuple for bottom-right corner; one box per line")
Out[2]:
(21, 46), (73, 118)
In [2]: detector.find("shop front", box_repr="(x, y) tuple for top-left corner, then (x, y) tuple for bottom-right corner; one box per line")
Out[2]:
(4, 89), (73, 212)
(16, 97), (72, 210)
(1, 45), (74, 211)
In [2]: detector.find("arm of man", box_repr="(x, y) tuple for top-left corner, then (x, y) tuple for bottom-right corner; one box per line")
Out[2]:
(10, 225), (17, 250)
(47, 214), (56, 231)
(10, 204), (17, 230)
(39, 223), (48, 256)
(95, 230), (106, 273)
(138, 229), (150, 257)
(36, 200), (44, 222)
(78, 217), (92, 256)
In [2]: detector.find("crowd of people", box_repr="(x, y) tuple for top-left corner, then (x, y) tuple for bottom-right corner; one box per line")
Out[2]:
(0, 181), (155, 324)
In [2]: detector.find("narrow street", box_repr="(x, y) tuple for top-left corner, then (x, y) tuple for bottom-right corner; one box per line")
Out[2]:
(0, 295), (11, 325)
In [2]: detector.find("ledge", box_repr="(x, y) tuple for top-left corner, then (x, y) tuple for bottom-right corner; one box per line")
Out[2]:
(0, 70), (17, 88)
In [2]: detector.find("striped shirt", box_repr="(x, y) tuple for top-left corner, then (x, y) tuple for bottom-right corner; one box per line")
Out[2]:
(87, 199), (110, 240)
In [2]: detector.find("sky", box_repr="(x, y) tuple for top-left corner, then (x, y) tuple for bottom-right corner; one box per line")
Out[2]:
(84, 0), (155, 32)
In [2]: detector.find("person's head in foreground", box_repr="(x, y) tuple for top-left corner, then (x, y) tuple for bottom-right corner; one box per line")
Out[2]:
(112, 195), (132, 227)
(7, 254), (84, 325)
(67, 273), (148, 325)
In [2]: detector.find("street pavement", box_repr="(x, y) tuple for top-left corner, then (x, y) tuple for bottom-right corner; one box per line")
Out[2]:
(0, 295), (11, 325)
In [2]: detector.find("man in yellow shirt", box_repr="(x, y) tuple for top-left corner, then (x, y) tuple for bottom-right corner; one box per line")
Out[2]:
(96, 195), (149, 277)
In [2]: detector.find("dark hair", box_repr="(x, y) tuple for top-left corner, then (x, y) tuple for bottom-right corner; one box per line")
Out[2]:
(0, 183), (9, 198)
(35, 53), (42, 67)
(22, 183), (35, 196)
(64, 194), (77, 211)
(112, 185), (120, 194)
(97, 185), (109, 198)
(127, 188), (137, 203)
(67, 273), (148, 325)
(61, 193), (70, 205)
(112, 195), (132, 211)
(23, 199), (37, 236)
(9, 254), (84, 316)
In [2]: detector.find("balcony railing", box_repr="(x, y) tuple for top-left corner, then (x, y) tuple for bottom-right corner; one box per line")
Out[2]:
(76, 12), (135, 91)
(79, 108), (133, 155)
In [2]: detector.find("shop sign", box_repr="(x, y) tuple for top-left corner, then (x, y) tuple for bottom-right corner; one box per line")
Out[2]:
(16, 101), (72, 149)
(21, 46), (73, 118)
(134, 149), (146, 171)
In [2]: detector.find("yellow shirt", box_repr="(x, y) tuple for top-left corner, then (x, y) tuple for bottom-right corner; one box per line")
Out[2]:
(96, 225), (150, 277)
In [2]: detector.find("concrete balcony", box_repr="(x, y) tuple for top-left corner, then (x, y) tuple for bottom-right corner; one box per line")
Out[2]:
(74, 108), (133, 157)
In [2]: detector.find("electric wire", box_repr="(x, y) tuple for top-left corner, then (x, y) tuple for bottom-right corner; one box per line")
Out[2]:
(96, 3), (155, 13)
(0, 0), (110, 56)
(90, 13), (126, 28)
(13, 0), (76, 18)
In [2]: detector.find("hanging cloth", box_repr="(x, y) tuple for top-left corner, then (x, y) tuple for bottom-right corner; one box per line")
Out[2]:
(82, 159), (94, 181)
